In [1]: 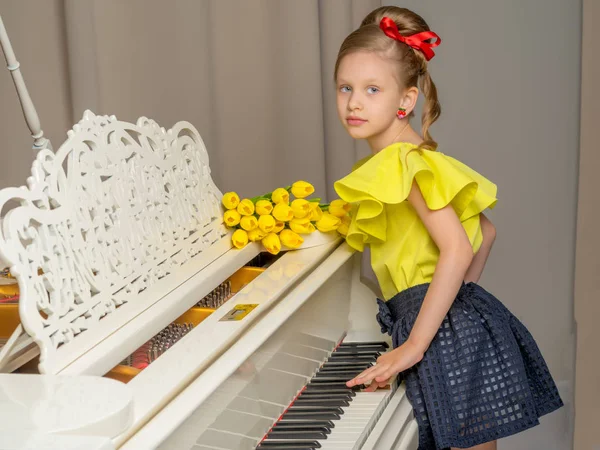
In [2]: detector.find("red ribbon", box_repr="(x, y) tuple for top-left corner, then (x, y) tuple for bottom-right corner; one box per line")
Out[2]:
(379, 17), (441, 61)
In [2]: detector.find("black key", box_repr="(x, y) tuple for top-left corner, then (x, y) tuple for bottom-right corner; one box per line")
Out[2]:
(333, 347), (381, 353)
(332, 350), (381, 357)
(308, 380), (353, 386)
(339, 341), (389, 348)
(316, 372), (365, 378)
(303, 385), (355, 391)
(336, 342), (384, 348)
(335, 346), (385, 353)
(283, 411), (341, 420)
(294, 398), (350, 407)
(277, 419), (334, 428)
(321, 359), (375, 366)
(318, 368), (369, 374)
(320, 365), (367, 370)
(257, 442), (319, 449)
(304, 384), (364, 393)
(272, 424), (331, 434)
(257, 447), (316, 450)
(261, 438), (323, 446)
(298, 391), (355, 399)
(288, 405), (344, 414)
(316, 370), (364, 376)
(317, 368), (365, 374)
(324, 360), (376, 366)
(320, 363), (372, 369)
(328, 354), (378, 361)
(312, 377), (359, 383)
(266, 430), (328, 440)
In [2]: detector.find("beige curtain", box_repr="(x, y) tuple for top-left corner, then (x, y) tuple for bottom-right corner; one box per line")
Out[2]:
(1, 0), (380, 201)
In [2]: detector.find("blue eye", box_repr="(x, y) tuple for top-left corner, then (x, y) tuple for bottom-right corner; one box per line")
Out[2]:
(340, 86), (351, 93)
(367, 87), (379, 94)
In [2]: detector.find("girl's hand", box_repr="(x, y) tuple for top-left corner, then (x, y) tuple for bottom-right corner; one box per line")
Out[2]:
(346, 340), (424, 388)
(364, 378), (391, 392)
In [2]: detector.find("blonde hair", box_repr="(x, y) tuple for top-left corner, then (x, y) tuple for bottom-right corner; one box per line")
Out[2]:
(334, 6), (441, 152)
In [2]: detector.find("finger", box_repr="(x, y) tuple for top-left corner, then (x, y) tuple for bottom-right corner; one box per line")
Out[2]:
(351, 364), (389, 386)
(365, 379), (388, 392)
(374, 371), (395, 383)
(364, 382), (379, 392)
(346, 365), (380, 387)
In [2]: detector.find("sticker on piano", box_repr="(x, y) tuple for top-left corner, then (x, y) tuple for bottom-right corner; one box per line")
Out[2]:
(219, 303), (259, 321)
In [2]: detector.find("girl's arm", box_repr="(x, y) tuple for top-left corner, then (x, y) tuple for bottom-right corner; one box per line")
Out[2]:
(348, 180), (474, 387)
(463, 213), (496, 284)
(402, 180), (474, 356)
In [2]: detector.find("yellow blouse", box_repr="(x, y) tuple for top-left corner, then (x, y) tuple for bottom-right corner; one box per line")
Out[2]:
(334, 143), (498, 301)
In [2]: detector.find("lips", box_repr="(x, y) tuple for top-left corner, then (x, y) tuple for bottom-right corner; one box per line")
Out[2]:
(346, 116), (367, 126)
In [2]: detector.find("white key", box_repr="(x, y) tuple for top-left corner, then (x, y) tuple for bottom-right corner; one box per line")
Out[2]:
(318, 392), (390, 450)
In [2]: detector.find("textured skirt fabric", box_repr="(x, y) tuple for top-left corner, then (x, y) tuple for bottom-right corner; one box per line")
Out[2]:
(376, 282), (563, 450)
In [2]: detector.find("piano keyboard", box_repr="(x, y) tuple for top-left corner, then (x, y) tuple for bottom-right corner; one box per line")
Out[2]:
(186, 339), (394, 450)
(256, 341), (391, 450)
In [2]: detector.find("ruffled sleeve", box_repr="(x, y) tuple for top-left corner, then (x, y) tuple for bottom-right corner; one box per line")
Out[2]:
(333, 143), (498, 252)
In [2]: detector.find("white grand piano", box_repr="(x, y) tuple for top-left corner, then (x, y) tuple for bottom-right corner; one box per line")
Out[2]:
(0, 13), (418, 450)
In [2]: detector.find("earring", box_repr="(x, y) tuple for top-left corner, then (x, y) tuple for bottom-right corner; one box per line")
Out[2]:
(397, 107), (407, 119)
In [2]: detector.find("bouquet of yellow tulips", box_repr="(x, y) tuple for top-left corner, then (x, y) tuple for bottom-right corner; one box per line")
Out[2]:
(222, 181), (351, 255)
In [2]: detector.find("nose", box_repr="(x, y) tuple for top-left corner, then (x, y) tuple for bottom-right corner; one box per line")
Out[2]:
(347, 92), (363, 112)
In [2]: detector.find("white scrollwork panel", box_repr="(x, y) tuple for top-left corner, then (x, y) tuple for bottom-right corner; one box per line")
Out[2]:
(0, 111), (228, 373)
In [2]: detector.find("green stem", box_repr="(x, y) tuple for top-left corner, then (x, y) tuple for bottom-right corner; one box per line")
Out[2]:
(250, 193), (271, 202)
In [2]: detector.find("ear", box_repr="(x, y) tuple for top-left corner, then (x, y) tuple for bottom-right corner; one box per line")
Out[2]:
(400, 86), (419, 114)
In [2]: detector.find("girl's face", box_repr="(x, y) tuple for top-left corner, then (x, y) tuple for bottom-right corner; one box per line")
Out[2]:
(336, 51), (406, 143)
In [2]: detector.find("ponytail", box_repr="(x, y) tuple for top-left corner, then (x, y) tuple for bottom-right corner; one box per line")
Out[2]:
(418, 69), (441, 151)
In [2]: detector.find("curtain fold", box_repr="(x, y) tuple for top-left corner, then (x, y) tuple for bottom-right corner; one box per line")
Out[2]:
(54, 0), (381, 199)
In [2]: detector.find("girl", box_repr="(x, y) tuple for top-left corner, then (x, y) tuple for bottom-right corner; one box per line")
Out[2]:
(333, 6), (563, 450)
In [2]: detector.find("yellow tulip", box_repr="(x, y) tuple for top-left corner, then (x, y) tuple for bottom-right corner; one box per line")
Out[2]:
(223, 209), (241, 227)
(291, 215), (310, 224)
(289, 218), (316, 234)
(232, 229), (248, 249)
(247, 228), (267, 242)
(337, 215), (351, 236)
(316, 213), (341, 232)
(328, 199), (351, 218)
(291, 181), (315, 199)
(272, 188), (290, 205)
(280, 229), (304, 249)
(273, 221), (285, 233)
(256, 200), (274, 215)
(222, 192), (240, 209)
(291, 199), (310, 219)
(236, 198), (255, 216)
(308, 203), (324, 221)
(258, 214), (276, 233)
(262, 233), (282, 255)
(273, 203), (294, 222)
(240, 215), (258, 231)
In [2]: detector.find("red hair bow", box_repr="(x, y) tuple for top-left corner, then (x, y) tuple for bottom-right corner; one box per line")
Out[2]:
(379, 17), (441, 61)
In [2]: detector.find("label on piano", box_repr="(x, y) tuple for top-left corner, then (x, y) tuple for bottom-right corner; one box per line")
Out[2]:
(219, 304), (259, 322)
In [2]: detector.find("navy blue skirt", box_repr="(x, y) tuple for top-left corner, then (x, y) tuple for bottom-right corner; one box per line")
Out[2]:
(376, 282), (563, 450)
